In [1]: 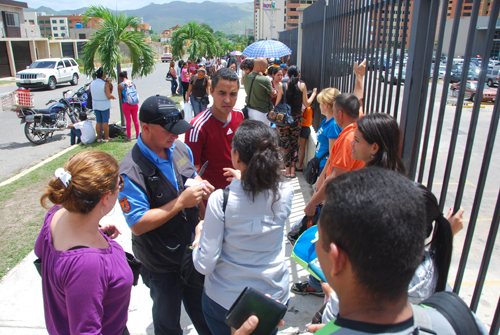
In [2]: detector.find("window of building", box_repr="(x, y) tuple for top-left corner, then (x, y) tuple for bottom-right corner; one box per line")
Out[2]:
(465, 0), (473, 2)
(45, 20), (50, 23)
(53, 26), (58, 30)
(448, 13), (451, 16)
(59, 19), (64, 23)
(40, 26), (44, 30)
(464, 6), (472, 10)
(60, 26), (65, 30)
(5, 12), (19, 27)
(38, 20), (44, 25)
(54, 33), (58, 37)
(52, 19), (56, 23)
(29, 19), (34, 24)
(463, 12), (471, 16)
(68, 20), (72, 23)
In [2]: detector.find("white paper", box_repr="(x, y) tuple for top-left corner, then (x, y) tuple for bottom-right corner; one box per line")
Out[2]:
(184, 178), (203, 188)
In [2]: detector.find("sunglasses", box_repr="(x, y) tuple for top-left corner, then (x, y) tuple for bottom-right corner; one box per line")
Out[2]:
(149, 111), (185, 126)
(118, 175), (124, 192)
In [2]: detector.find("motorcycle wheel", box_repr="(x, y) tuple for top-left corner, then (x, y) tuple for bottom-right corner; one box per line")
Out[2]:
(24, 121), (48, 145)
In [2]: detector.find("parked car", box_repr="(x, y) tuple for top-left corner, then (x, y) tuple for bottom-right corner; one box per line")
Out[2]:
(449, 70), (478, 83)
(450, 81), (497, 102)
(161, 53), (173, 62)
(15, 58), (80, 90)
(380, 66), (406, 85)
(486, 67), (500, 87)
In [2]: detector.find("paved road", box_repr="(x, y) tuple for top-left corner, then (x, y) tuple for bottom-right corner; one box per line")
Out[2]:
(0, 63), (175, 181)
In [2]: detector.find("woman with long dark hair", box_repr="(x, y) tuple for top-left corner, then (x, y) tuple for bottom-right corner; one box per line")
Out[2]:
(278, 66), (317, 178)
(35, 151), (132, 334)
(192, 120), (294, 335)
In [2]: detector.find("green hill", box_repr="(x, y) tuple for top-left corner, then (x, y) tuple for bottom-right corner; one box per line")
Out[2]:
(26, 1), (254, 35)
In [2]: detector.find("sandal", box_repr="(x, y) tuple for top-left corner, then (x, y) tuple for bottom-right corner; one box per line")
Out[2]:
(96, 139), (102, 143)
(289, 173), (296, 178)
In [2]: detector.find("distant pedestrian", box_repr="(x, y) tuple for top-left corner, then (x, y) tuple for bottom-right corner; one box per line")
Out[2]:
(118, 70), (140, 141)
(90, 67), (116, 143)
(181, 62), (191, 101)
(185, 67), (211, 117)
(168, 61), (178, 97)
(243, 57), (276, 126)
(177, 60), (184, 96)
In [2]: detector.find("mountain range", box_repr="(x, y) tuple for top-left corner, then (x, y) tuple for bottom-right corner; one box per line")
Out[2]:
(26, 1), (254, 35)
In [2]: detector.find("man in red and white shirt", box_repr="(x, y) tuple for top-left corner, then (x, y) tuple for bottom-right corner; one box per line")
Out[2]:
(185, 68), (244, 191)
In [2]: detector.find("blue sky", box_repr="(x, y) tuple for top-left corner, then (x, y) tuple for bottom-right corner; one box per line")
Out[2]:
(28, 0), (251, 11)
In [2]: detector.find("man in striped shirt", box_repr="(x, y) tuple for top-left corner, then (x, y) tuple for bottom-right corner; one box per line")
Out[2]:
(185, 68), (244, 191)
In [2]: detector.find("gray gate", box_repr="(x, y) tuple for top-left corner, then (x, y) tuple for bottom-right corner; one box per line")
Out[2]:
(290, 0), (500, 332)
(61, 42), (75, 58)
(278, 28), (298, 65)
(0, 42), (11, 77)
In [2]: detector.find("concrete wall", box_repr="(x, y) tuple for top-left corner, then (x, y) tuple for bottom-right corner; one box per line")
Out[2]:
(442, 16), (492, 58)
(69, 27), (96, 40)
(49, 41), (61, 58)
(20, 22), (40, 38)
(256, 0), (285, 40)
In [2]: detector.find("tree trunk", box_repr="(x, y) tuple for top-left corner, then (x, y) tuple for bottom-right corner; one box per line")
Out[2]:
(116, 62), (125, 127)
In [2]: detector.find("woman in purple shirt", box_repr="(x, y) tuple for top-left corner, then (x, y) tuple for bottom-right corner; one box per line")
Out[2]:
(35, 151), (133, 335)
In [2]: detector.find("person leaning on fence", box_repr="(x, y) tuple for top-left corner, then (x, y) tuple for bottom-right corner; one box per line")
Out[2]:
(35, 151), (132, 335)
(118, 71), (140, 141)
(243, 57), (277, 126)
(91, 67), (116, 143)
(235, 168), (488, 335)
(117, 95), (214, 335)
(276, 66), (317, 178)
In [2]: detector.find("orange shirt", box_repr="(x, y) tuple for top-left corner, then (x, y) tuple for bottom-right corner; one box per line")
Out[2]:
(302, 106), (313, 127)
(327, 122), (365, 175)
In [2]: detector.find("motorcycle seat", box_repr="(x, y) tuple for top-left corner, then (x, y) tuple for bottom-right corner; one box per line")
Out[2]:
(32, 108), (53, 114)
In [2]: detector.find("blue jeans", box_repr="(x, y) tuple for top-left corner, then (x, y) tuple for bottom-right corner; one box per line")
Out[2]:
(309, 275), (323, 291)
(171, 78), (178, 95)
(141, 267), (211, 335)
(94, 108), (110, 123)
(178, 77), (184, 95)
(190, 95), (208, 117)
(70, 128), (81, 145)
(202, 290), (280, 335)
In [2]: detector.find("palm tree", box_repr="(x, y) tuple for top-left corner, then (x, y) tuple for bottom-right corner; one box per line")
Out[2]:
(82, 5), (155, 125)
(171, 22), (216, 61)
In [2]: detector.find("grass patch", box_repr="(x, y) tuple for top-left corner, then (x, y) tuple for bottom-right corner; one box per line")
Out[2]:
(0, 79), (15, 86)
(0, 140), (135, 279)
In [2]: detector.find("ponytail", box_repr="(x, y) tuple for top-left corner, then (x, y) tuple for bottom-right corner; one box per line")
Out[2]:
(232, 120), (282, 204)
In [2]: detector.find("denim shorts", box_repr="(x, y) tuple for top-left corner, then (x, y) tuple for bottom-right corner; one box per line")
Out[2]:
(95, 109), (110, 123)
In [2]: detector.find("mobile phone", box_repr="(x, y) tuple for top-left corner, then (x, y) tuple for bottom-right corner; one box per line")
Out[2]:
(225, 287), (287, 335)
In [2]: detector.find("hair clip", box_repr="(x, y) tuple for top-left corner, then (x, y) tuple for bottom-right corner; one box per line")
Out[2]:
(55, 168), (72, 188)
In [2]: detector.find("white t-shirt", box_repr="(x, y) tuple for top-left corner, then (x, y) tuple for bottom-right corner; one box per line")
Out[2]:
(201, 57), (207, 66)
(73, 120), (96, 144)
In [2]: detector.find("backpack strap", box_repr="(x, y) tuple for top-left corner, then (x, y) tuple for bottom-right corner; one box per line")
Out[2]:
(420, 291), (481, 335)
(222, 187), (230, 219)
(411, 304), (436, 334)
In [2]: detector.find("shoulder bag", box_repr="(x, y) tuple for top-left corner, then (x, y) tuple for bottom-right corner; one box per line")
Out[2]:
(181, 187), (230, 288)
(165, 71), (173, 81)
(241, 73), (258, 119)
(267, 83), (294, 126)
(304, 151), (329, 185)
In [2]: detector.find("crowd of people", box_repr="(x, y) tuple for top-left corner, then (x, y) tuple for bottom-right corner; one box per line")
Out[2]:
(34, 54), (488, 335)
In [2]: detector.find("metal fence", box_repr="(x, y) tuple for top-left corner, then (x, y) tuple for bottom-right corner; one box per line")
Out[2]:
(278, 28), (298, 65)
(279, 0), (500, 333)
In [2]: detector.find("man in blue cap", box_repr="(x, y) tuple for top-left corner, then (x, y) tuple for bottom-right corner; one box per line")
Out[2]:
(119, 95), (214, 335)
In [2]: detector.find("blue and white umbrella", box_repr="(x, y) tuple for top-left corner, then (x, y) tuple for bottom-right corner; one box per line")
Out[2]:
(242, 40), (292, 59)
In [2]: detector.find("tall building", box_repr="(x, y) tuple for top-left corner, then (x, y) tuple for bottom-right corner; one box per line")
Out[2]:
(370, 1), (414, 51)
(447, 0), (495, 18)
(285, 0), (318, 30)
(254, 0), (285, 40)
(37, 15), (69, 39)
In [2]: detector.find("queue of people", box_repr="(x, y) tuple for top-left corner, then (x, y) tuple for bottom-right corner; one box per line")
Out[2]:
(34, 61), (486, 335)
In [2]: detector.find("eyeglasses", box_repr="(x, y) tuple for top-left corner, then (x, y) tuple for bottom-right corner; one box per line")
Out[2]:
(118, 175), (124, 192)
(148, 111), (185, 126)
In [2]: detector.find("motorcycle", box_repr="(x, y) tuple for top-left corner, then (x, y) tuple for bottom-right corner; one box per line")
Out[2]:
(14, 90), (78, 145)
(66, 83), (95, 120)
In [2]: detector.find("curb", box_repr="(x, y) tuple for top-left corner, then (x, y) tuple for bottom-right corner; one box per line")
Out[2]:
(0, 144), (78, 187)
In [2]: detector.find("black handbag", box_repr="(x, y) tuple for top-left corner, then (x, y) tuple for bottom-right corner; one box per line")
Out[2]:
(165, 71), (173, 81)
(181, 187), (230, 288)
(201, 95), (210, 105)
(267, 84), (294, 126)
(304, 152), (329, 185)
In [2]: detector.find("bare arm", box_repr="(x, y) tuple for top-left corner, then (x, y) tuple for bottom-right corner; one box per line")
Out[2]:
(206, 78), (211, 96)
(105, 82), (115, 100)
(304, 167), (348, 217)
(118, 83), (124, 101)
(306, 88), (318, 106)
(185, 83), (193, 102)
(275, 82), (283, 106)
(300, 82), (312, 108)
(353, 58), (366, 101)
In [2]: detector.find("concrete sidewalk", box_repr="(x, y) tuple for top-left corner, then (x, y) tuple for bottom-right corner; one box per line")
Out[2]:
(0, 75), (324, 335)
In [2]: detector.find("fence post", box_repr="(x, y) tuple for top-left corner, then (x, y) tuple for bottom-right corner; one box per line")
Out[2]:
(399, 0), (439, 179)
(297, 7), (305, 70)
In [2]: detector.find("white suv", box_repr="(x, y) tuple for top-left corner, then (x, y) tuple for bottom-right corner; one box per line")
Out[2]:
(16, 58), (80, 90)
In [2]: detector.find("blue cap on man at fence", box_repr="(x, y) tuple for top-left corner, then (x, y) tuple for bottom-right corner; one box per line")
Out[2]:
(280, 64), (288, 70)
(139, 95), (193, 135)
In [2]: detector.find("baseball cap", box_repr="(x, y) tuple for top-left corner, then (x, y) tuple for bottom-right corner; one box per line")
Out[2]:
(139, 95), (193, 135)
(280, 64), (288, 69)
(197, 67), (206, 72)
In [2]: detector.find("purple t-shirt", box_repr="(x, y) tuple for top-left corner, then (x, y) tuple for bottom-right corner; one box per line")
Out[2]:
(34, 206), (133, 335)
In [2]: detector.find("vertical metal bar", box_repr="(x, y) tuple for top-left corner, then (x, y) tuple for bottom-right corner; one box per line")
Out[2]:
(399, 0), (439, 179)
(470, 191), (500, 312)
(375, 0), (386, 112)
(360, 0), (370, 105)
(426, 0), (464, 189)
(371, 0), (382, 112)
(382, 0), (395, 114)
(340, 0), (349, 92)
(492, 295), (500, 335)
(392, 0), (405, 117)
(386, 0), (399, 116)
(437, 0), (482, 212)
(320, 0), (326, 91)
(366, 0), (377, 113)
(454, 87), (500, 295)
(393, 0), (410, 120)
(416, 0), (448, 184)
(454, 0), (500, 211)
